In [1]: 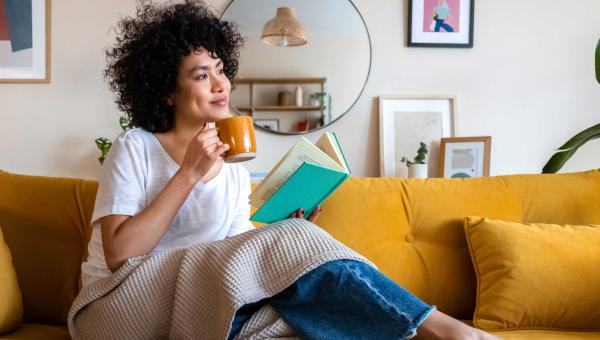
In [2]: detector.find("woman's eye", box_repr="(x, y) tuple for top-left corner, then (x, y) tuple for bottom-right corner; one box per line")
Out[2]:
(196, 74), (207, 80)
(218, 69), (225, 74)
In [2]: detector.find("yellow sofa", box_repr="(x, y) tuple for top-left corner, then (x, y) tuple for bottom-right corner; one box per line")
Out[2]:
(1, 169), (600, 339)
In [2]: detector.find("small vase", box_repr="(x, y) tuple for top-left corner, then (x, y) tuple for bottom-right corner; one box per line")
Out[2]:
(408, 164), (428, 179)
(294, 86), (303, 106)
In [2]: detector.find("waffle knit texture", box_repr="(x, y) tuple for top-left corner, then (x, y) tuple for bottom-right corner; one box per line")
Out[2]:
(68, 219), (372, 339)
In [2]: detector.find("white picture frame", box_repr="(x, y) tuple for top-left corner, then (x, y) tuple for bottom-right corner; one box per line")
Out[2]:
(0, 0), (50, 83)
(379, 95), (456, 178)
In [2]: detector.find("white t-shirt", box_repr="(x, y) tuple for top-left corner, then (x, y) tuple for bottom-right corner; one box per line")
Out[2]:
(81, 128), (254, 286)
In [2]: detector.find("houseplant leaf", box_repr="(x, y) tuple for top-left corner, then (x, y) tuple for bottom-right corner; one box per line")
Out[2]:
(542, 39), (600, 173)
(119, 116), (131, 131)
(94, 137), (112, 165)
(542, 123), (600, 173)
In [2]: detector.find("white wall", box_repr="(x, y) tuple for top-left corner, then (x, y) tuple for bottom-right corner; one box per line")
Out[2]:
(1, 0), (599, 180)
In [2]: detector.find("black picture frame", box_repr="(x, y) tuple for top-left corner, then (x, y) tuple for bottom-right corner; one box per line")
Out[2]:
(407, 0), (474, 48)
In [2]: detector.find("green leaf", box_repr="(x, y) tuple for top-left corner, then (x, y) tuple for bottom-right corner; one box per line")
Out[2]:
(94, 137), (113, 165)
(542, 123), (600, 173)
(95, 137), (109, 149)
(542, 39), (600, 174)
(119, 116), (131, 131)
(596, 38), (600, 84)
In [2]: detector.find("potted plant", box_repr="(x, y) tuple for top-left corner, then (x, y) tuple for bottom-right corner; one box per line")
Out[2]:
(401, 142), (428, 178)
(95, 115), (131, 165)
(542, 39), (600, 173)
(309, 92), (332, 125)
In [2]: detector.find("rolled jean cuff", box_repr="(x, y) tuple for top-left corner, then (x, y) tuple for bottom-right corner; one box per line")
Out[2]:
(403, 305), (437, 339)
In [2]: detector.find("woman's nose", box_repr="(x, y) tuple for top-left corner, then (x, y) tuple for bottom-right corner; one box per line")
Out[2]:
(211, 76), (228, 93)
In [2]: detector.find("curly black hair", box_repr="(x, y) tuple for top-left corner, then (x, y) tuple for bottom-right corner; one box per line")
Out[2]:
(105, 0), (244, 132)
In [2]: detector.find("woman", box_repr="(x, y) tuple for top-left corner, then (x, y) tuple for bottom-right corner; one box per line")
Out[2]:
(433, 0), (454, 32)
(72, 1), (497, 339)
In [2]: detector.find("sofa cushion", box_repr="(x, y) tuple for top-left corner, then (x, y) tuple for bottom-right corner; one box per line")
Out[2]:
(464, 217), (600, 331)
(487, 330), (600, 339)
(0, 171), (97, 325)
(0, 323), (69, 339)
(0, 226), (22, 334)
(314, 170), (600, 320)
(315, 176), (525, 319)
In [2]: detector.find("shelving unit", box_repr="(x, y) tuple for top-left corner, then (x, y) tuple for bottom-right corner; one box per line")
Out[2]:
(232, 77), (326, 115)
(231, 77), (328, 133)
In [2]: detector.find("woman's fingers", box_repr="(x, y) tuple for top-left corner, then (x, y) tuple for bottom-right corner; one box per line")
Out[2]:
(194, 123), (211, 137)
(200, 135), (221, 148)
(289, 207), (323, 221)
(195, 128), (219, 144)
(307, 206), (321, 222)
(290, 208), (304, 219)
(214, 143), (230, 157)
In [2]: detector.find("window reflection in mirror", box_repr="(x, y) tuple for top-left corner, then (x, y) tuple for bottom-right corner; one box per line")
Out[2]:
(222, 0), (371, 135)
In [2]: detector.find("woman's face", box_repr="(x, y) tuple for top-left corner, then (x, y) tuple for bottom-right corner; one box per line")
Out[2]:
(168, 49), (232, 125)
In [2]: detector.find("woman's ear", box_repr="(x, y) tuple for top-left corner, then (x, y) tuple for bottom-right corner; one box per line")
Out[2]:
(166, 95), (174, 106)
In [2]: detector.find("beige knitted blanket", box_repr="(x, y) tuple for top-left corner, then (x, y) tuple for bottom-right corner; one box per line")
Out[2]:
(68, 219), (372, 340)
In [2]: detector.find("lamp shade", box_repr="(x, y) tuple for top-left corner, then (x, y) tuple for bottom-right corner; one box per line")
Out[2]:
(261, 7), (308, 47)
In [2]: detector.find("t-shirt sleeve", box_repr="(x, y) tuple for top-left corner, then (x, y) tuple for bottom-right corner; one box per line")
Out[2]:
(227, 166), (255, 237)
(91, 131), (148, 226)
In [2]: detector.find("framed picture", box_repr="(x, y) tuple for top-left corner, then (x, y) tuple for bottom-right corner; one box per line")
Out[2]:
(439, 136), (491, 178)
(0, 0), (51, 83)
(379, 95), (456, 178)
(407, 0), (474, 48)
(254, 119), (279, 131)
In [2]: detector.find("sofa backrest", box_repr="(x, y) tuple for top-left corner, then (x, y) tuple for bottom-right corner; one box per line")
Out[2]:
(316, 170), (600, 319)
(2, 169), (600, 324)
(0, 170), (97, 325)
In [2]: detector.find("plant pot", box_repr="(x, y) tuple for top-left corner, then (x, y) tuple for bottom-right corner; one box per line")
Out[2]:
(408, 164), (428, 179)
(308, 96), (320, 107)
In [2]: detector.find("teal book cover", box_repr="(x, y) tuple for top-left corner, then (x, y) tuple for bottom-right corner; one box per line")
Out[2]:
(250, 162), (350, 224)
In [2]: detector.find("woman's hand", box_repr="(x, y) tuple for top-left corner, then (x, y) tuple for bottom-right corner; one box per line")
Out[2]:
(290, 206), (321, 222)
(180, 123), (230, 183)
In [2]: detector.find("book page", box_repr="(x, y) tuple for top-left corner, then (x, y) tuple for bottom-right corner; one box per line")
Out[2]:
(250, 138), (344, 208)
(314, 132), (349, 172)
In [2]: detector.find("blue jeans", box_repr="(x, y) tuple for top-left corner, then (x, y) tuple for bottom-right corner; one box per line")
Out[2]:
(228, 260), (436, 339)
(435, 19), (454, 32)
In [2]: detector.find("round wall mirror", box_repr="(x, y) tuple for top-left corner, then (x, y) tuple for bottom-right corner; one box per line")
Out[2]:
(222, 0), (371, 135)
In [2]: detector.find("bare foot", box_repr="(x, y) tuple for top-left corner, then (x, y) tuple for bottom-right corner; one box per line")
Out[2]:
(414, 310), (501, 340)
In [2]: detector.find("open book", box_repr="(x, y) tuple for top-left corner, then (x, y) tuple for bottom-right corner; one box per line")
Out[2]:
(250, 132), (351, 223)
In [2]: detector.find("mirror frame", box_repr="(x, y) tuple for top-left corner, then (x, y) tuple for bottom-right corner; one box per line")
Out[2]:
(221, 0), (372, 135)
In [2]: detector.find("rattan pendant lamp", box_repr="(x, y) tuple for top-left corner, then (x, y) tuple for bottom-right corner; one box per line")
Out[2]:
(261, 7), (308, 47)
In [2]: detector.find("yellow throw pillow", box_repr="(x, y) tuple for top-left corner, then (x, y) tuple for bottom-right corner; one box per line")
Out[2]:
(464, 217), (600, 331)
(0, 226), (22, 334)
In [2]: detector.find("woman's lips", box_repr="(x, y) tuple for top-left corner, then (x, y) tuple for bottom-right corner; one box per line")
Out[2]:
(211, 98), (228, 107)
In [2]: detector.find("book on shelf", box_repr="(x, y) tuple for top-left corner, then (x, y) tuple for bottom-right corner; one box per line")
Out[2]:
(249, 132), (351, 223)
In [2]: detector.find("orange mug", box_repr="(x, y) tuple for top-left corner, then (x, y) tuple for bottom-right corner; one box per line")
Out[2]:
(215, 116), (257, 163)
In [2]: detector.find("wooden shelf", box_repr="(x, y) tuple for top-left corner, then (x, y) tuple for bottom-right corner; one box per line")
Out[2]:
(234, 77), (326, 85)
(236, 105), (322, 112)
(232, 78), (327, 132)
